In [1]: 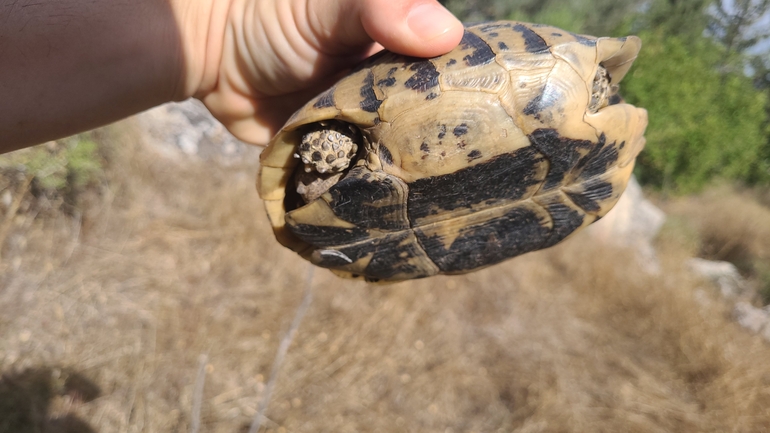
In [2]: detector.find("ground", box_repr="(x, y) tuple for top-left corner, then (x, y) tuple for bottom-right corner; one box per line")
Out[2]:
(1, 119), (770, 433)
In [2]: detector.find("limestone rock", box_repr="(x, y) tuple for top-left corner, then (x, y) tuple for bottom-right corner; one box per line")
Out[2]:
(588, 175), (666, 272)
(733, 301), (770, 342)
(136, 99), (260, 165)
(687, 257), (748, 298)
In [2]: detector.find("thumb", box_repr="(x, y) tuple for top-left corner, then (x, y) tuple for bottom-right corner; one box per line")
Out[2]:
(361, 0), (464, 57)
(309, 0), (464, 58)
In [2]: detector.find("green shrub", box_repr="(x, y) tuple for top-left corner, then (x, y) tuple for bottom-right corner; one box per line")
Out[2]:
(0, 134), (105, 201)
(621, 30), (769, 193)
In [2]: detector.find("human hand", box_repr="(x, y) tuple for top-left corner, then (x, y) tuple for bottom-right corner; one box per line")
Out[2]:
(0, 0), (461, 153)
(194, 0), (464, 146)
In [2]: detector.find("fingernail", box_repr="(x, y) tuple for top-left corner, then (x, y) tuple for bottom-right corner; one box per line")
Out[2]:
(407, 3), (461, 41)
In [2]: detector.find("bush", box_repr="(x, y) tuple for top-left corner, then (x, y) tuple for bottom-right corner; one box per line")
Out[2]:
(621, 30), (769, 193)
(0, 134), (105, 210)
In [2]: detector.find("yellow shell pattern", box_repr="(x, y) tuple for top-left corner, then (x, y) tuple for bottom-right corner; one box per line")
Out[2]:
(258, 21), (648, 282)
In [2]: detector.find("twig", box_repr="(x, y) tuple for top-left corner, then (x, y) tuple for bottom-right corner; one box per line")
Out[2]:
(62, 209), (82, 266)
(0, 175), (34, 262)
(190, 353), (208, 433)
(249, 265), (315, 433)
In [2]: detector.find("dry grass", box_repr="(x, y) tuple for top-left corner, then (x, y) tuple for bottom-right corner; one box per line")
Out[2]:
(2, 119), (770, 433)
(662, 185), (770, 303)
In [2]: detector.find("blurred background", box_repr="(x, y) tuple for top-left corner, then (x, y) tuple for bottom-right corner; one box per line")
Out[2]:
(1, 0), (769, 432)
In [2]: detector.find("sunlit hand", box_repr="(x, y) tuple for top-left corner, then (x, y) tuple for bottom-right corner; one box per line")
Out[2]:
(198, 0), (464, 146)
(0, 0), (462, 153)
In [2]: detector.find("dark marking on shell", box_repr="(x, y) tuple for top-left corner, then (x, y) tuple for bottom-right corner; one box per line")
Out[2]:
(288, 223), (370, 247)
(360, 233), (433, 279)
(324, 168), (409, 232)
(377, 77), (396, 87)
(566, 179), (613, 213)
(407, 148), (544, 222)
(498, 41), (509, 50)
(459, 31), (496, 67)
(359, 70), (382, 112)
(565, 191), (599, 212)
(619, 141), (626, 150)
(377, 67), (398, 88)
(453, 124), (469, 137)
(420, 142), (430, 153)
(527, 128), (593, 191)
(351, 49), (395, 73)
(569, 32), (597, 47)
(446, 59), (457, 67)
(313, 87), (336, 109)
(574, 133), (619, 180)
(488, 32), (499, 37)
(552, 32), (563, 37)
(313, 232), (432, 280)
(438, 125), (447, 139)
(404, 61), (440, 92)
(379, 145), (393, 165)
(426, 92), (438, 100)
(415, 206), (549, 273)
(523, 85), (561, 120)
(288, 172), (388, 246)
(513, 23), (549, 53)
(477, 22), (513, 32)
(467, 150), (482, 161)
(539, 202), (585, 248)
(457, 140), (467, 149)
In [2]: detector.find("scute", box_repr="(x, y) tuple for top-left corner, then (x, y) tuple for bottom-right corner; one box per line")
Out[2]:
(415, 200), (552, 273)
(258, 21), (648, 282)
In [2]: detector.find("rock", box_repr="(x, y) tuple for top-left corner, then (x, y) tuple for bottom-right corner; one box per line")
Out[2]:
(687, 257), (748, 298)
(685, 248), (767, 342)
(763, 307), (770, 342)
(1, 189), (11, 209)
(135, 99), (260, 165)
(588, 175), (666, 272)
(733, 301), (770, 342)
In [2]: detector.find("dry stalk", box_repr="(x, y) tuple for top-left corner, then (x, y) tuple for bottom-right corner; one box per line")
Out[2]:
(248, 265), (315, 433)
(190, 353), (209, 433)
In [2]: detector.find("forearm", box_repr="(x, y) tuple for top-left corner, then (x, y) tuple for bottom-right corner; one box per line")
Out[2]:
(0, 0), (228, 153)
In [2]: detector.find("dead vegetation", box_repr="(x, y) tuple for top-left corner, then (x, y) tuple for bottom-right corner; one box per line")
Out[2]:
(1, 120), (770, 433)
(662, 185), (770, 304)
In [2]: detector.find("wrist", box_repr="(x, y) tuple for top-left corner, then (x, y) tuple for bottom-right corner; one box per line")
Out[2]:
(171, 0), (235, 100)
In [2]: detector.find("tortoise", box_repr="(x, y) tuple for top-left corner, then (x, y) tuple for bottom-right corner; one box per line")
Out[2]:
(257, 21), (648, 282)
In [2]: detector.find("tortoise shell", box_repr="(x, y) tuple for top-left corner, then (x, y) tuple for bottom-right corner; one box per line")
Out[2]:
(258, 21), (648, 282)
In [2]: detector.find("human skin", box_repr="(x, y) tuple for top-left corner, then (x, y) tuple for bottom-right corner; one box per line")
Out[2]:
(0, 0), (464, 153)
